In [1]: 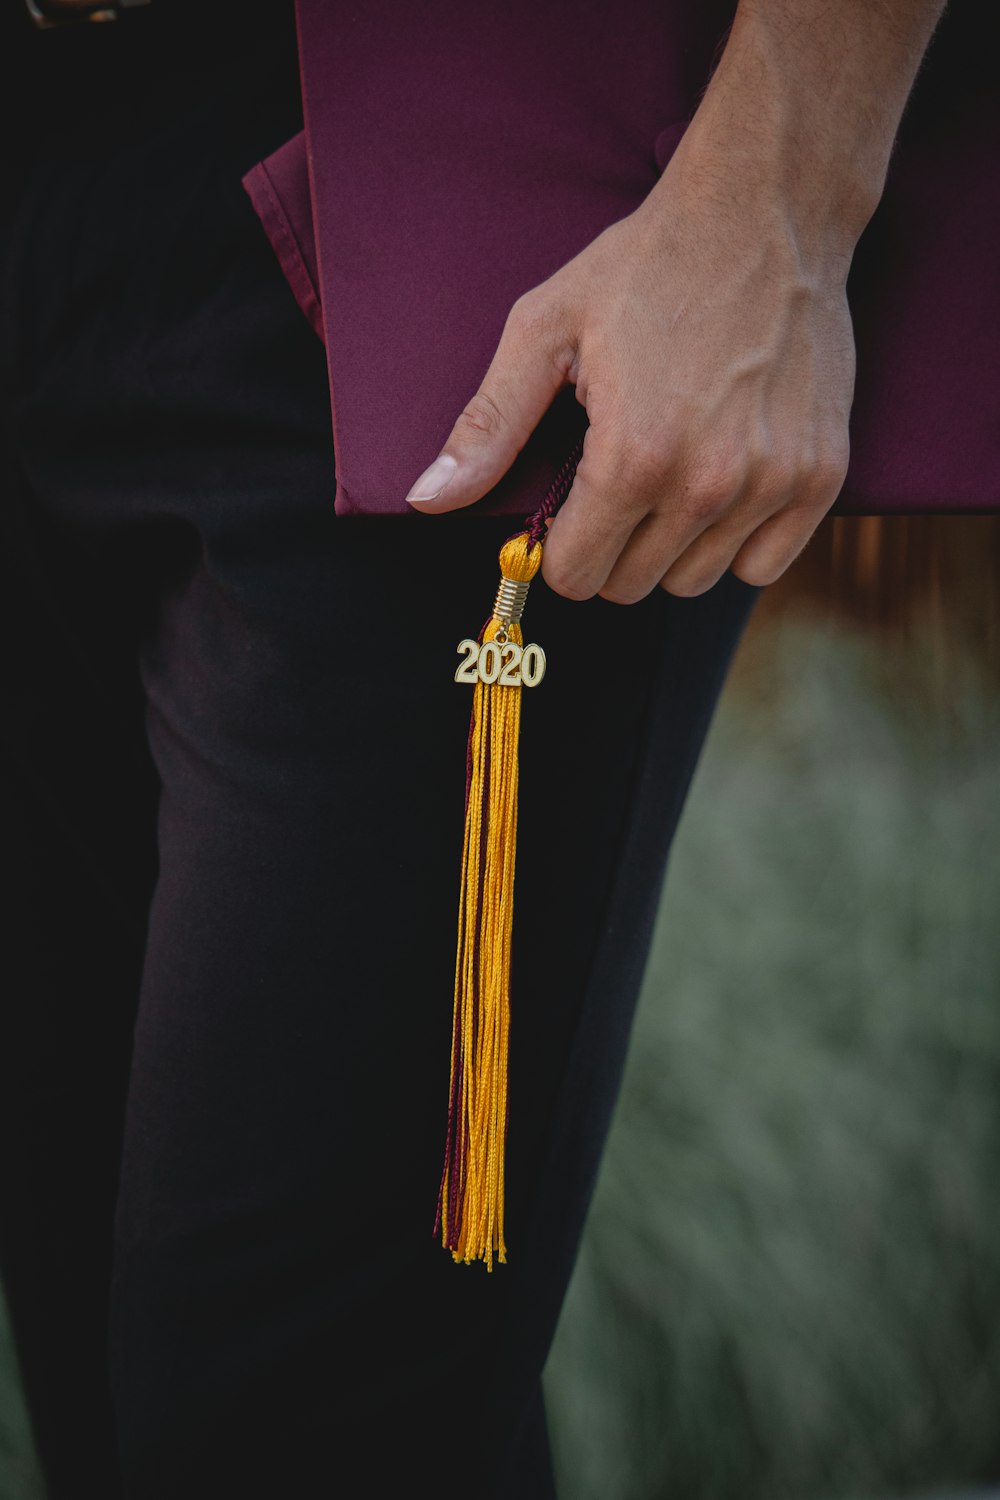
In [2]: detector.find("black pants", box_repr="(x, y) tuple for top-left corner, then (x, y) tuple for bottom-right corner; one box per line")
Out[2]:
(1, 7), (760, 1495)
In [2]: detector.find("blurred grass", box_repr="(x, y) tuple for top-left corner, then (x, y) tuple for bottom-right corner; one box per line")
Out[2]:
(2, 589), (998, 1500)
(0, 1294), (44, 1500)
(544, 601), (1000, 1500)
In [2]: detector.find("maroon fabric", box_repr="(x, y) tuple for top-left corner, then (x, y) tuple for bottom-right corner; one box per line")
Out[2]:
(241, 133), (322, 343)
(242, 0), (999, 518)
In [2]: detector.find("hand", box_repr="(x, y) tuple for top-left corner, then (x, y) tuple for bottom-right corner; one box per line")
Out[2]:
(404, 0), (950, 602)
(404, 123), (857, 603)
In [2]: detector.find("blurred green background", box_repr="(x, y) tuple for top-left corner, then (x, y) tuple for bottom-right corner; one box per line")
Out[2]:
(544, 516), (1000, 1500)
(3, 515), (999, 1499)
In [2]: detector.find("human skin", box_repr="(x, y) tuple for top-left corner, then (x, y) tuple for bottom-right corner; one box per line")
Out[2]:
(404, 0), (950, 602)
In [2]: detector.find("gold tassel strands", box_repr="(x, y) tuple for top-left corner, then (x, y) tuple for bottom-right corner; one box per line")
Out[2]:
(435, 530), (547, 1269)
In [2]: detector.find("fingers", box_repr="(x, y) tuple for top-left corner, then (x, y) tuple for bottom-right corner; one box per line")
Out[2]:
(404, 291), (574, 513)
(724, 488), (838, 589)
(654, 464), (844, 597)
(541, 430), (745, 601)
(545, 444), (846, 603)
(536, 429), (654, 599)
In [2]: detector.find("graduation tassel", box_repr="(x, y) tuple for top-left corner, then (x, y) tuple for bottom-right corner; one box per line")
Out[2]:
(435, 436), (584, 1269)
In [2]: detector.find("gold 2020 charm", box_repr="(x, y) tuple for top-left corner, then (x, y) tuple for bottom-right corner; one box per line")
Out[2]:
(455, 636), (546, 688)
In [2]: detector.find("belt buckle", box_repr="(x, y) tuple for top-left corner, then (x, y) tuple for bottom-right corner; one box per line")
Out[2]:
(24, 0), (151, 26)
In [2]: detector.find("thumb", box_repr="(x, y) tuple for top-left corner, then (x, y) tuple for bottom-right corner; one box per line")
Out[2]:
(404, 295), (570, 512)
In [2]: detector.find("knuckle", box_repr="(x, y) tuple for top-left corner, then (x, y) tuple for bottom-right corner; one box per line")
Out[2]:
(731, 556), (784, 587)
(686, 465), (743, 519)
(811, 450), (851, 495)
(599, 582), (648, 606)
(456, 391), (508, 443)
(660, 561), (723, 597)
(661, 573), (716, 599)
(610, 426), (672, 495)
(731, 533), (805, 585)
(743, 445), (798, 505)
(788, 442), (851, 506)
(505, 290), (569, 358)
(786, 464), (846, 514)
(680, 440), (747, 516)
(542, 561), (595, 601)
(506, 290), (547, 336)
(626, 436), (667, 485)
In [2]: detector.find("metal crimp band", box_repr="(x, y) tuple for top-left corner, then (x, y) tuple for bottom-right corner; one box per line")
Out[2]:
(493, 575), (531, 626)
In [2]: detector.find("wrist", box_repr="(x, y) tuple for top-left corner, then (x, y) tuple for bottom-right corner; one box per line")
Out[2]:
(649, 0), (947, 272)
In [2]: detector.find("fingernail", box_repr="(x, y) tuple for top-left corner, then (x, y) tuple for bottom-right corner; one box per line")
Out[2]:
(405, 453), (458, 504)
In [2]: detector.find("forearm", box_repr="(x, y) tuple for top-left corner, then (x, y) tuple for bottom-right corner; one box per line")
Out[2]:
(650, 0), (949, 267)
